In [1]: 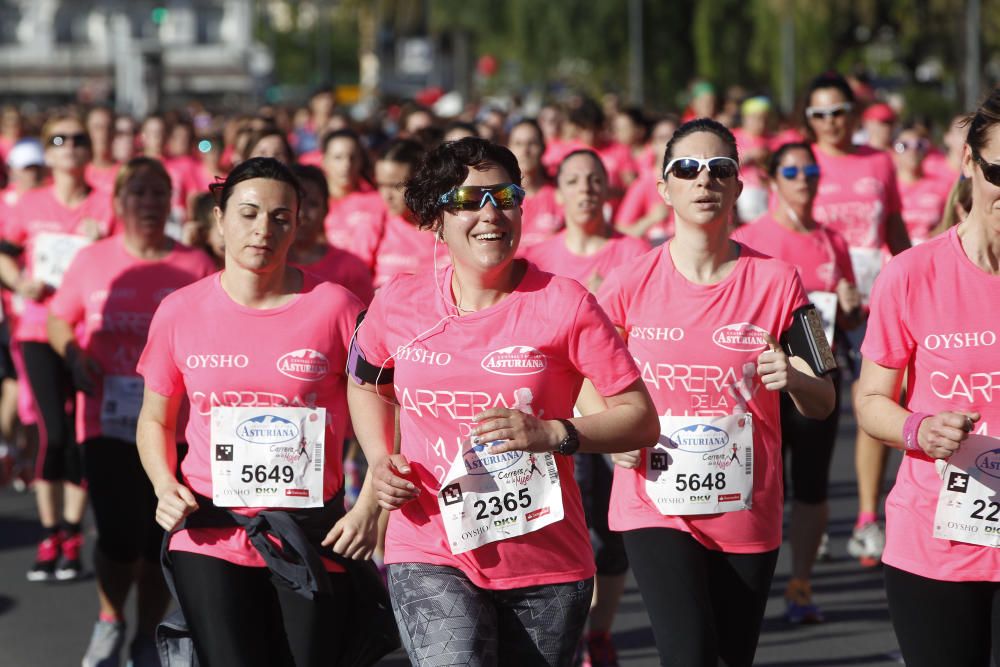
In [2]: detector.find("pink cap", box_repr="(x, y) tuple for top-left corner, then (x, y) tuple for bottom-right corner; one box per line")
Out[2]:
(862, 103), (897, 124)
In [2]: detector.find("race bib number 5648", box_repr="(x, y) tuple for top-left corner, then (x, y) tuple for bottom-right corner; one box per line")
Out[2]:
(645, 414), (754, 516)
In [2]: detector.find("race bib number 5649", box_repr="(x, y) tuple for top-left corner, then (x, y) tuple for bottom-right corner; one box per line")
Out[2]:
(211, 406), (326, 508)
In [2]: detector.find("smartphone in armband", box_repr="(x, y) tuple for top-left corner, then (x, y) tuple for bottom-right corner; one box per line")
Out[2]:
(780, 304), (838, 376)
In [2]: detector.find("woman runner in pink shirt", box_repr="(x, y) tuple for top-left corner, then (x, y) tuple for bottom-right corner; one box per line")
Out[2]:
(320, 129), (383, 256)
(507, 119), (563, 250)
(732, 142), (862, 624)
(136, 158), (384, 667)
(0, 113), (115, 583)
(48, 158), (216, 666)
(350, 137), (659, 666)
(855, 87), (1000, 667)
(893, 125), (950, 245)
(598, 119), (836, 666)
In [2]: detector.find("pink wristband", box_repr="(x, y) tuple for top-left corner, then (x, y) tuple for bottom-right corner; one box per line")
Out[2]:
(903, 412), (931, 452)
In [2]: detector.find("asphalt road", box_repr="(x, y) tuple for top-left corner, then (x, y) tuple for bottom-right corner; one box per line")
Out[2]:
(0, 407), (905, 667)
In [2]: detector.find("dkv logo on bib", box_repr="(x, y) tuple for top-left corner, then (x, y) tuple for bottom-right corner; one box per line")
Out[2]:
(667, 424), (731, 453)
(276, 349), (330, 381)
(236, 414), (300, 445)
(712, 323), (770, 352)
(481, 346), (547, 376)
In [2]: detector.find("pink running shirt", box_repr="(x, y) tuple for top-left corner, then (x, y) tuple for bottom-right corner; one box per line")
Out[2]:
(518, 184), (563, 250)
(598, 243), (808, 552)
(294, 244), (375, 305)
(354, 263), (640, 589)
(898, 176), (949, 244)
(323, 190), (383, 255)
(522, 231), (650, 292)
(4, 185), (114, 343)
(49, 237), (216, 442)
(811, 145), (902, 250)
(732, 214), (855, 293)
(615, 171), (674, 242)
(861, 227), (1000, 582)
(354, 212), (444, 289)
(137, 273), (363, 568)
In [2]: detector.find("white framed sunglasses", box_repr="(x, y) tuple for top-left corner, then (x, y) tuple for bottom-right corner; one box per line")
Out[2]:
(805, 103), (854, 120)
(663, 156), (739, 180)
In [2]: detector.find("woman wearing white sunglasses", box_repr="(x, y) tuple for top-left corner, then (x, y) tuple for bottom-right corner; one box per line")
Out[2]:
(805, 72), (911, 570)
(348, 137), (659, 666)
(597, 118), (836, 666)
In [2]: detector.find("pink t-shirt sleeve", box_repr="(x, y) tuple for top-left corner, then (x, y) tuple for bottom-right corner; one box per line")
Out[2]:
(567, 290), (639, 396)
(353, 279), (396, 367)
(48, 252), (87, 326)
(830, 230), (857, 285)
(136, 297), (184, 396)
(860, 262), (914, 368)
(882, 155), (903, 217)
(595, 266), (631, 330)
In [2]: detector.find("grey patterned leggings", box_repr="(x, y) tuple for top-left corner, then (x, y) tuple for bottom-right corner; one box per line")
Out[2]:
(387, 563), (594, 667)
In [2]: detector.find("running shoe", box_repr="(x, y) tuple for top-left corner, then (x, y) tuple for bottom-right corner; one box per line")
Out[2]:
(847, 521), (885, 568)
(82, 619), (125, 667)
(55, 532), (84, 581)
(126, 633), (159, 667)
(815, 532), (832, 562)
(784, 578), (824, 625)
(26, 532), (61, 582)
(586, 631), (619, 667)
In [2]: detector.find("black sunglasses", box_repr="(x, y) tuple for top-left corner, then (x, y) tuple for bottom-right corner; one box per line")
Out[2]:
(663, 157), (739, 180)
(971, 147), (1000, 187)
(48, 133), (91, 148)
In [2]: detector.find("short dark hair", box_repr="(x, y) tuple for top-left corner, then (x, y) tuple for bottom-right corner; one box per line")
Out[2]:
(662, 117), (739, 171)
(767, 142), (817, 177)
(556, 149), (608, 182)
(404, 137), (522, 231)
(508, 118), (546, 153)
(245, 129), (294, 164)
(321, 128), (362, 155)
(292, 163), (329, 200)
(210, 157), (302, 212)
(567, 98), (605, 131)
(805, 72), (856, 107)
(378, 138), (425, 169)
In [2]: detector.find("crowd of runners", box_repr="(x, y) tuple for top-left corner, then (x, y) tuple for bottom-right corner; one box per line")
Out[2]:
(0, 70), (997, 667)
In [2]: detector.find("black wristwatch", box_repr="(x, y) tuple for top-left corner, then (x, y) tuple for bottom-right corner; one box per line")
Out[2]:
(555, 419), (580, 456)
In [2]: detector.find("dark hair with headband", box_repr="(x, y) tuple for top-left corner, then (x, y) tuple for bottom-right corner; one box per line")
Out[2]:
(210, 156), (302, 212)
(405, 137), (521, 231)
(662, 118), (739, 172)
(767, 142), (817, 178)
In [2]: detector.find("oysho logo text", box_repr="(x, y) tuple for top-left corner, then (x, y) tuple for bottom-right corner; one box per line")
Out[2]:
(186, 354), (249, 369)
(924, 331), (996, 350)
(396, 346), (452, 366)
(629, 326), (685, 341)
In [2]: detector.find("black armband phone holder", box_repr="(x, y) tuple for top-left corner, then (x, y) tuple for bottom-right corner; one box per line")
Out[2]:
(780, 304), (838, 376)
(348, 310), (394, 385)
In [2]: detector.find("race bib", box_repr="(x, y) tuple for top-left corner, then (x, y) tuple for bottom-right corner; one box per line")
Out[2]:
(645, 414), (754, 516)
(33, 233), (91, 288)
(807, 291), (838, 346)
(210, 406), (326, 508)
(848, 247), (882, 304)
(100, 375), (143, 442)
(934, 435), (1000, 547)
(438, 441), (564, 555)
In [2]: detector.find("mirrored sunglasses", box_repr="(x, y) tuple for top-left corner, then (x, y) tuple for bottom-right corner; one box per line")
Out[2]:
(438, 183), (526, 211)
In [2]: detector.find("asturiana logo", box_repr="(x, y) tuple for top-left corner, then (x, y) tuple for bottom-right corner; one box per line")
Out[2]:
(712, 323), (770, 352)
(463, 441), (524, 475)
(668, 424), (730, 453)
(276, 349), (330, 382)
(481, 346), (547, 376)
(237, 415), (300, 445)
(975, 449), (1000, 480)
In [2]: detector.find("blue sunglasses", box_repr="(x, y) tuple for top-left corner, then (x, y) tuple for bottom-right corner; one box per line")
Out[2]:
(779, 164), (821, 180)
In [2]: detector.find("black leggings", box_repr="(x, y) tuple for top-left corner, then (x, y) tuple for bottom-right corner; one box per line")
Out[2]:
(21, 341), (80, 484)
(885, 564), (1000, 667)
(623, 527), (779, 667)
(780, 374), (840, 504)
(171, 551), (352, 667)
